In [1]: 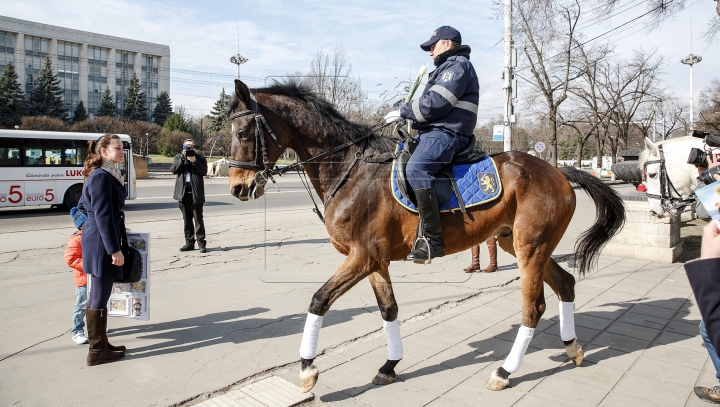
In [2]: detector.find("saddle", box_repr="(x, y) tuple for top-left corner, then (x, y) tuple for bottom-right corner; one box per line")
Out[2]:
(392, 134), (501, 213)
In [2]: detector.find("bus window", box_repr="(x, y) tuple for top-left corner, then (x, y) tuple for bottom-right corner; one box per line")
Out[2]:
(0, 138), (22, 166)
(24, 139), (63, 166)
(63, 141), (87, 166)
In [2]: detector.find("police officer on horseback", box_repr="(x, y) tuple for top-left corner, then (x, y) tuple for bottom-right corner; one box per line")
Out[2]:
(385, 26), (480, 263)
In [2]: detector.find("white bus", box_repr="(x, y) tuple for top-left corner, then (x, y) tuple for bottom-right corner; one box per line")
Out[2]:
(0, 130), (136, 209)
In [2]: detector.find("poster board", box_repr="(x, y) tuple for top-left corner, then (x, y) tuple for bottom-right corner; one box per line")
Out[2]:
(101, 231), (151, 320)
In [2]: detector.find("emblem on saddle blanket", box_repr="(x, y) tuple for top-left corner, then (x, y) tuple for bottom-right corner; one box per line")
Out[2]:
(390, 142), (502, 213)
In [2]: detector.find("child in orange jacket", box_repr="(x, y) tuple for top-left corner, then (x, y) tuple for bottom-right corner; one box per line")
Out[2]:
(65, 207), (88, 345)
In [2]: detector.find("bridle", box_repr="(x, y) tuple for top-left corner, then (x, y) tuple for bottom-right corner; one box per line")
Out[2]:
(226, 88), (395, 221)
(643, 144), (695, 216)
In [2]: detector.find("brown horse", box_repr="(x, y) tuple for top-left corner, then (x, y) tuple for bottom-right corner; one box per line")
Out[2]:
(226, 79), (625, 393)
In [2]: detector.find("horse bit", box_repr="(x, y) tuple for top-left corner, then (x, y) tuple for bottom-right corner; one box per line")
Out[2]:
(643, 144), (695, 216)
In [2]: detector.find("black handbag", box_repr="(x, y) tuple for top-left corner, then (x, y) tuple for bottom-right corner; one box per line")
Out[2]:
(116, 219), (143, 283)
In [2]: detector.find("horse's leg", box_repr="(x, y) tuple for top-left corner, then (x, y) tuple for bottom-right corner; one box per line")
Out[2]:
(367, 269), (402, 386)
(544, 258), (583, 366)
(486, 245), (547, 391)
(299, 253), (375, 393)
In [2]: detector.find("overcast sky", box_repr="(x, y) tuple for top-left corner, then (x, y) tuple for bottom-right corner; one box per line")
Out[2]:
(3, 0), (718, 124)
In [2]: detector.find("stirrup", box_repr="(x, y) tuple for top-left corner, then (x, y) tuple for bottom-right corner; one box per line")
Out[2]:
(408, 236), (433, 264)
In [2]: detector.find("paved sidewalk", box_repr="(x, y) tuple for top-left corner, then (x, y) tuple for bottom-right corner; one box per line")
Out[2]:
(263, 255), (711, 407)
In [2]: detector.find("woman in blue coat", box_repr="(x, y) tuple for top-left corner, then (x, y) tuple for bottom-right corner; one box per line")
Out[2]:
(80, 134), (127, 365)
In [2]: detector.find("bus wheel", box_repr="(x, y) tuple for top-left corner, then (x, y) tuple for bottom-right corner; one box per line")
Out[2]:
(63, 184), (83, 209)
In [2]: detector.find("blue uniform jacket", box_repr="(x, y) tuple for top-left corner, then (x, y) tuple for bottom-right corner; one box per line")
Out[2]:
(686, 257), (720, 353)
(79, 168), (127, 279)
(400, 46), (479, 137)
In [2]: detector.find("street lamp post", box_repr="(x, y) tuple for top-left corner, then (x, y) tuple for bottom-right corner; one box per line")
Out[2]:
(680, 53), (702, 130)
(230, 54), (248, 80)
(145, 132), (149, 157)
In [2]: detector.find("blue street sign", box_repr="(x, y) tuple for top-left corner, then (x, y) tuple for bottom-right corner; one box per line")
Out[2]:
(534, 142), (545, 153)
(217, 137), (222, 140)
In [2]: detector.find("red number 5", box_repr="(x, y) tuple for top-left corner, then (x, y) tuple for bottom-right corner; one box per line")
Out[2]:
(8, 185), (22, 204)
(45, 189), (55, 202)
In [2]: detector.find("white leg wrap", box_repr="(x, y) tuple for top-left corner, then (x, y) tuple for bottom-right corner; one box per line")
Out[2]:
(383, 319), (403, 360)
(299, 313), (323, 359)
(559, 301), (576, 342)
(501, 325), (535, 374)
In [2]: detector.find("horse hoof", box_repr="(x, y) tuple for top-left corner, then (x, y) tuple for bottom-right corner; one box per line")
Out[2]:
(485, 369), (510, 391)
(565, 338), (584, 367)
(372, 372), (396, 385)
(299, 364), (319, 393)
(571, 348), (584, 366)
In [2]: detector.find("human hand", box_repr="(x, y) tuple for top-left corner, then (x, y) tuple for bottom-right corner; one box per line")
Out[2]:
(701, 221), (720, 259)
(384, 110), (402, 124)
(187, 156), (196, 163)
(111, 251), (125, 266)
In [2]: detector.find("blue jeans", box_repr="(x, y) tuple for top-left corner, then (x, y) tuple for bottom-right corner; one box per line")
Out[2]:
(72, 285), (87, 334)
(700, 320), (720, 384)
(406, 130), (470, 190)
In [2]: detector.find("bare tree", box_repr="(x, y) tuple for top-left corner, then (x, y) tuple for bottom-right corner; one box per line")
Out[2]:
(308, 44), (360, 115)
(699, 78), (720, 132)
(516, 0), (583, 166)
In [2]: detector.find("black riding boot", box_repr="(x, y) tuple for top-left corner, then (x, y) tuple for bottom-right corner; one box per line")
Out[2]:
(406, 188), (446, 264)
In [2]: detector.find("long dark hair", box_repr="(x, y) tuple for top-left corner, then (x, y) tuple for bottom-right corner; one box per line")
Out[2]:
(84, 134), (121, 180)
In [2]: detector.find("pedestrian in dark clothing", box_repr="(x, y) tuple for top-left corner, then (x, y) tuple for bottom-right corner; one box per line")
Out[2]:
(686, 220), (720, 404)
(78, 134), (127, 366)
(384, 26), (479, 263)
(170, 139), (208, 253)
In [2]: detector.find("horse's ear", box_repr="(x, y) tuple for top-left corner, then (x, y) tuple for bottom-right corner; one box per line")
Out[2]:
(644, 137), (659, 157)
(234, 79), (251, 106)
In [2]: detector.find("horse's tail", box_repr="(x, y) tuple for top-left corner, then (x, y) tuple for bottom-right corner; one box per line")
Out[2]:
(559, 166), (625, 276)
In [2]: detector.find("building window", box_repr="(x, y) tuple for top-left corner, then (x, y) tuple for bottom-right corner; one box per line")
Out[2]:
(115, 50), (134, 112)
(87, 46), (108, 116)
(142, 55), (159, 120)
(57, 41), (80, 113)
(0, 31), (15, 69)
(24, 36), (49, 96)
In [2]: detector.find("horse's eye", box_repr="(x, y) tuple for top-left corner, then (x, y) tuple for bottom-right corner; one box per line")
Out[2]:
(648, 173), (658, 179)
(237, 132), (247, 141)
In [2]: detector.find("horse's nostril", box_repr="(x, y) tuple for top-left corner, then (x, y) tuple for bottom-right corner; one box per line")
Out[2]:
(231, 184), (243, 198)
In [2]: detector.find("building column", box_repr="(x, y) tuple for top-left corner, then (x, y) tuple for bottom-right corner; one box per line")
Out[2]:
(14, 33), (25, 88)
(79, 43), (88, 110)
(107, 48), (116, 97)
(49, 38), (58, 71)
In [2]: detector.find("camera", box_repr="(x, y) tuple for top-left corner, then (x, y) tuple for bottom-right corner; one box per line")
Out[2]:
(689, 130), (720, 184)
(182, 144), (196, 157)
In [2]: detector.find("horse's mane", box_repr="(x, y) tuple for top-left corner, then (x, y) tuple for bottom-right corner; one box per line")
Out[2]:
(228, 79), (395, 152)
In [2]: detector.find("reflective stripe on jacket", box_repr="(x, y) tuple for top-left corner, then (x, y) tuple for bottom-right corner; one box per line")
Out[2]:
(400, 49), (479, 137)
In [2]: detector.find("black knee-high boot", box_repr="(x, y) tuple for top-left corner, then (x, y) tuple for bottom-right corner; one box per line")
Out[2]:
(406, 188), (446, 263)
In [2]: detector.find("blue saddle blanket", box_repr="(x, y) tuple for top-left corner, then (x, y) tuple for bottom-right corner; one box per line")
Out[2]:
(390, 143), (502, 213)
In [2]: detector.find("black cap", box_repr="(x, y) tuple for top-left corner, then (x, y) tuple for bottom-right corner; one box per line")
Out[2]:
(420, 26), (462, 51)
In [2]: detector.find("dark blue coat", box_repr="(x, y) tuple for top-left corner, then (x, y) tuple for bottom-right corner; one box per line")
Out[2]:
(686, 258), (720, 353)
(400, 45), (479, 137)
(79, 168), (127, 279)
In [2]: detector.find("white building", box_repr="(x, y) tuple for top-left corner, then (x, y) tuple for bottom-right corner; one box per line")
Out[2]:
(0, 16), (170, 120)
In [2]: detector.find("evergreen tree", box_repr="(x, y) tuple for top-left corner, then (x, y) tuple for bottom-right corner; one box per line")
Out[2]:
(163, 113), (189, 133)
(29, 55), (66, 119)
(72, 101), (88, 123)
(123, 72), (147, 121)
(209, 88), (231, 134)
(97, 87), (117, 117)
(0, 62), (27, 128)
(152, 90), (173, 126)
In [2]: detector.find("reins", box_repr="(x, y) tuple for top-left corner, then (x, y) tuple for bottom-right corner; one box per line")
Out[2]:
(643, 144), (695, 216)
(226, 89), (397, 222)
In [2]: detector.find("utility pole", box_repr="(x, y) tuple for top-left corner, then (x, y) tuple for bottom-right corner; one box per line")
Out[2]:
(503, 0), (516, 152)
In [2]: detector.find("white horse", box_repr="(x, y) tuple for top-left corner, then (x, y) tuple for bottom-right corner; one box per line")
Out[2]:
(639, 136), (704, 216)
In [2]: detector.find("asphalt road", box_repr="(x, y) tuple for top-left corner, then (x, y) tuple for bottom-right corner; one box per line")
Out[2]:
(0, 174), (324, 233)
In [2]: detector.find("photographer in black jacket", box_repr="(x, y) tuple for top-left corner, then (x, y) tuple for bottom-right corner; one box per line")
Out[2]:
(170, 139), (208, 253)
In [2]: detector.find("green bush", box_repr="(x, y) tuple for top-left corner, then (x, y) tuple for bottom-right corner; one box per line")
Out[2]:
(157, 130), (193, 157)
